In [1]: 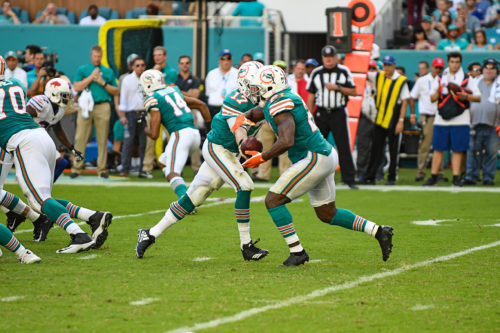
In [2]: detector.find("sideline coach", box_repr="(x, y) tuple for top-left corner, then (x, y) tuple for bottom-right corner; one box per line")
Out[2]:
(307, 45), (358, 189)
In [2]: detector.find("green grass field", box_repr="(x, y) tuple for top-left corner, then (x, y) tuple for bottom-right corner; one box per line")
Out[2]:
(1, 169), (499, 332)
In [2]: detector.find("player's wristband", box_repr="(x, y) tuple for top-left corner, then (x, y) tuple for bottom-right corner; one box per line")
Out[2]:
(399, 118), (404, 122)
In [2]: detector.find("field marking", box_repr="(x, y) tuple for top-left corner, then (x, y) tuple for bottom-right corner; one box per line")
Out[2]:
(411, 304), (435, 311)
(130, 298), (160, 306)
(166, 240), (500, 333)
(486, 223), (500, 227)
(412, 219), (460, 226)
(193, 257), (212, 262)
(308, 259), (327, 263)
(77, 254), (99, 260)
(0, 296), (26, 302)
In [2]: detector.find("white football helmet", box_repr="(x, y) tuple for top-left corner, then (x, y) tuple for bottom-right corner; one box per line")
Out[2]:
(237, 61), (263, 99)
(0, 56), (5, 81)
(45, 78), (73, 107)
(140, 69), (165, 96)
(248, 65), (288, 107)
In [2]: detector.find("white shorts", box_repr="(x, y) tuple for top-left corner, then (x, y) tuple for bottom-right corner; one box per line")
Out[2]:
(6, 128), (57, 212)
(0, 147), (14, 192)
(159, 127), (200, 175)
(197, 139), (254, 192)
(270, 149), (339, 207)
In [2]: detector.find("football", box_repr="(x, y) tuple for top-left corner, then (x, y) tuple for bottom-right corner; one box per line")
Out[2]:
(240, 137), (263, 157)
(447, 82), (472, 95)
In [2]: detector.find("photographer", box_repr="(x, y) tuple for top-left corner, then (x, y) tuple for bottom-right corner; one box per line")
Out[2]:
(27, 52), (68, 98)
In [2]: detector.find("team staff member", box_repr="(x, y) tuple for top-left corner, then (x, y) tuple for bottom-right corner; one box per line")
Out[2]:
(362, 55), (410, 185)
(307, 45), (358, 189)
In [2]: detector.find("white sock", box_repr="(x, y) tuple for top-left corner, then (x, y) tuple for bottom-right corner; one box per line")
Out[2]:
(25, 207), (40, 222)
(14, 244), (26, 256)
(286, 234), (304, 253)
(366, 223), (379, 237)
(66, 223), (85, 235)
(169, 176), (185, 192)
(238, 223), (251, 248)
(150, 209), (179, 238)
(77, 208), (95, 221)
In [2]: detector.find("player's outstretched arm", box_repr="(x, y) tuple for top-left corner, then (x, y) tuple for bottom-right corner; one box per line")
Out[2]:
(53, 122), (73, 150)
(185, 96), (211, 123)
(244, 106), (264, 122)
(261, 112), (295, 161)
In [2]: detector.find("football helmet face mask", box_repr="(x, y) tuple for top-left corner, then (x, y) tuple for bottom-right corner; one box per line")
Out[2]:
(237, 61), (263, 101)
(0, 56), (5, 81)
(249, 65), (288, 107)
(140, 69), (165, 96)
(45, 78), (73, 107)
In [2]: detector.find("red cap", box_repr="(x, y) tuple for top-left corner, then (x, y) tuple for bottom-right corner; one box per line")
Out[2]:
(369, 60), (377, 68)
(432, 57), (445, 68)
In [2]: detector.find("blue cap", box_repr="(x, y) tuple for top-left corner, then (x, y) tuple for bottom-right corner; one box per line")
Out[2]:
(253, 52), (264, 61)
(382, 55), (396, 65)
(219, 49), (232, 57)
(305, 58), (318, 67)
(4, 50), (17, 59)
(448, 24), (458, 30)
(127, 53), (139, 65)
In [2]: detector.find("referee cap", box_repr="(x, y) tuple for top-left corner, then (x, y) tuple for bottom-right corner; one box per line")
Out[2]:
(382, 55), (396, 65)
(321, 45), (336, 57)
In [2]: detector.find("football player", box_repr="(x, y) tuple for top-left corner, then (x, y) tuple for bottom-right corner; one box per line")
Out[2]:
(0, 57), (111, 253)
(136, 63), (269, 261)
(0, 223), (42, 264)
(242, 65), (394, 266)
(140, 69), (212, 199)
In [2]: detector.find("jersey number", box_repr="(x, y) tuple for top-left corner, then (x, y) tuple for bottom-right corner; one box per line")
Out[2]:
(301, 99), (318, 132)
(164, 91), (191, 117)
(0, 86), (27, 120)
(229, 91), (248, 105)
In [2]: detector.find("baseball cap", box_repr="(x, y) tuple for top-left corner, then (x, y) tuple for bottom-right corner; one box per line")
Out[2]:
(369, 60), (377, 68)
(4, 51), (17, 59)
(305, 58), (318, 67)
(448, 24), (458, 30)
(422, 15), (432, 22)
(321, 45), (336, 57)
(126, 53), (139, 66)
(431, 57), (445, 68)
(483, 58), (498, 69)
(382, 55), (396, 65)
(219, 49), (232, 58)
(273, 60), (286, 69)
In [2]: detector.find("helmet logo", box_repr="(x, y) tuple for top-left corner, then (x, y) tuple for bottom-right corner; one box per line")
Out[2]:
(50, 80), (62, 87)
(260, 69), (275, 84)
(238, 65), (249, 78)
(143, 74), (153, 84)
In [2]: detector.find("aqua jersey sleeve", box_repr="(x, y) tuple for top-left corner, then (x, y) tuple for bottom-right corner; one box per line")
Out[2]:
(144, 95), (159, 112)
(268, 93), (295, 118)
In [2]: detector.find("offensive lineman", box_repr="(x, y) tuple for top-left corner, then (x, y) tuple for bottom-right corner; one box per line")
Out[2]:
(242, 65), (394, 266)
(141, 69), (212, 199)
(0, 56), (111, 254)
(136, 63), (269, 260)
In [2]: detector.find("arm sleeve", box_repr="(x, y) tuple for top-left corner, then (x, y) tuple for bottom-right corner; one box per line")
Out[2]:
(144, 96), (159, 112)
(269, 98), (295, 118)
(410, 78), (420, 99)
(74, 66), (84, 82)
(306, 73), (317, 93)
(400, 81), (411, 100)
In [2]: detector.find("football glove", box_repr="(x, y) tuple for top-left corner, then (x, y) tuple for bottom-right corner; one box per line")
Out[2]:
(242, 151), (266, 168)
(71, 145), (84, 162)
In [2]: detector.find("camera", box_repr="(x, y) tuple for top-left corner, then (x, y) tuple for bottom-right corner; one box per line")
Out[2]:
(42, 61), (57, 77)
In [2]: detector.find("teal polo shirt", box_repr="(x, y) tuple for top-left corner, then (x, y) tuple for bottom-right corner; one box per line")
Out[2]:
(161, 64), (178, 85)
(27, 69), (38, 89)
(74, 63), (118, 103)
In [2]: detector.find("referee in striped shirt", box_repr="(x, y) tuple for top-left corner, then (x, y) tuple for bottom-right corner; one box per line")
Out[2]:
(307, 45), (358, 189)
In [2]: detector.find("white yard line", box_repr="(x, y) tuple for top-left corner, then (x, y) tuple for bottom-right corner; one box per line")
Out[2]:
(411, 304), (435, 311)
(129, 298), (160, 306)
(193, 257), (212, 262)
(166, 240), (500, 333)
(0, 295), (26, 302)
(77, 254), (99, 260)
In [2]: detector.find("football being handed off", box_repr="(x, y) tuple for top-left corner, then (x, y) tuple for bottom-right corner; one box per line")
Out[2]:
(447, 82), (472, 95)
(240, 137), (263, 158)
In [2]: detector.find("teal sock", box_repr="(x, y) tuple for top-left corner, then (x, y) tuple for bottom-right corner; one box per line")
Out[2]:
(169, 194), (195, 220)
(268, 205), (303, 252)
(170, 176), (187, 198)
(235, 191), (251, 223)
(41, 198), (75, 231)
(0, 192), (20, 210)
(330, 208), (378, 236)
(0, 224), (21, 252)
(55, 199), (80, 218)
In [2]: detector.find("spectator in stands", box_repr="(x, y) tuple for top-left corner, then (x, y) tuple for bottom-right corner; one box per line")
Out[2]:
(26, 50), (46, 95)
(117, 57), (147, 177)
(467, 29), (493, 50)
(238, 53), (253, 68)
(205, 49), (238, 119)
(456, 2), (480, 34)
(465, 0), (485, 22)
(434, 11), (453, 38)
(232, 0), (265, 26)
(408, 26), (437, 50)
(437, 24), (470, 50)
(424, 52), (481, 187)
(33, 3), (70, 25)
(464, 59), (500, 185)
(305, 58), (318, 80)
(454, 16), (473, 42)
(287, 59), (308, 102)
(484, 5), (500, 27)
(72, 45), (119, 179)
(0, 1), (20, 24)
(410, 58), (445, 182)
(407, 0), (425, 28)
(253, 51), (264, 64)
(23, 45), (41, 72)
(80, 4), (107, 26)
(146, 3), (160, 15)
(433, 0), (457, 22)
(421, 15), (442, 46)
(4, 51), (27, 89)
(153, 46), (177, 85)
(272, 60), (286, 72)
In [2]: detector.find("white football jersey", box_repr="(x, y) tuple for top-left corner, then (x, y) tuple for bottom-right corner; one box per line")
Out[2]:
(27, 95), (66, 128)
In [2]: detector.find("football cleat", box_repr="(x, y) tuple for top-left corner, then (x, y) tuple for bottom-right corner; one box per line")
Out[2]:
(375, 225), (394, 261)
(56, 233), (95, 254)
(6, 211), (26, 232)
(281, 250), (309, 267)
(241, 238), (269, 261)
(33, 215), (54, 242)
(18, 249), (42, 264)
(136, 229), (155, 259)
(87, 211), (112, 249)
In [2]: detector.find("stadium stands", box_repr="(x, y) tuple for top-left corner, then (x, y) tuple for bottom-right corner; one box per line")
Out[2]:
(35, 7), (76, 24)
(78, 7), (120, 22)
(12, 6), (29, 23)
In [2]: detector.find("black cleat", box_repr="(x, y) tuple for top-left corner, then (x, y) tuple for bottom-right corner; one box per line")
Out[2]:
(281, 250), (309, 267)
(241, 238), (269, 261)
(136, 229), (155, 259)
(6, 211), (26, 232)
(375, 225), (394, 261)
(423, 177), (437, 186)
(56, 233), (95, 254)
(88, 211), (112, 248)
(33, 215), (54, 242)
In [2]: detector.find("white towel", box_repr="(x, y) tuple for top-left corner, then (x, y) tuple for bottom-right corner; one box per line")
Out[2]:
(440, 67), (465, 95)
(78, 88), (94, 119)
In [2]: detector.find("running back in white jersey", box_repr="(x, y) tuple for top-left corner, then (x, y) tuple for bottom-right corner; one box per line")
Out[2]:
(27, 95), (65, 128)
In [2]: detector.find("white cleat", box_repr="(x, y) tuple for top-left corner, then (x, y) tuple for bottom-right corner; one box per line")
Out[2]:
(18, 249), (42, 264)
(56, 233), (95, 254)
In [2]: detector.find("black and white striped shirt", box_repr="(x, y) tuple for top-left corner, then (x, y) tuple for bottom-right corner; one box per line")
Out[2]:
(306, 64), (355, 109)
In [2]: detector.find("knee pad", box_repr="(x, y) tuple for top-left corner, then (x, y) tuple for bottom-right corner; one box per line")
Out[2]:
(27, 195), (42, 214)
(187, 185), (214, 207)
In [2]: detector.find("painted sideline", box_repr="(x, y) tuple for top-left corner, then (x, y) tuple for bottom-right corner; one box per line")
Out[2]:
(166, 240), (500, 333)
